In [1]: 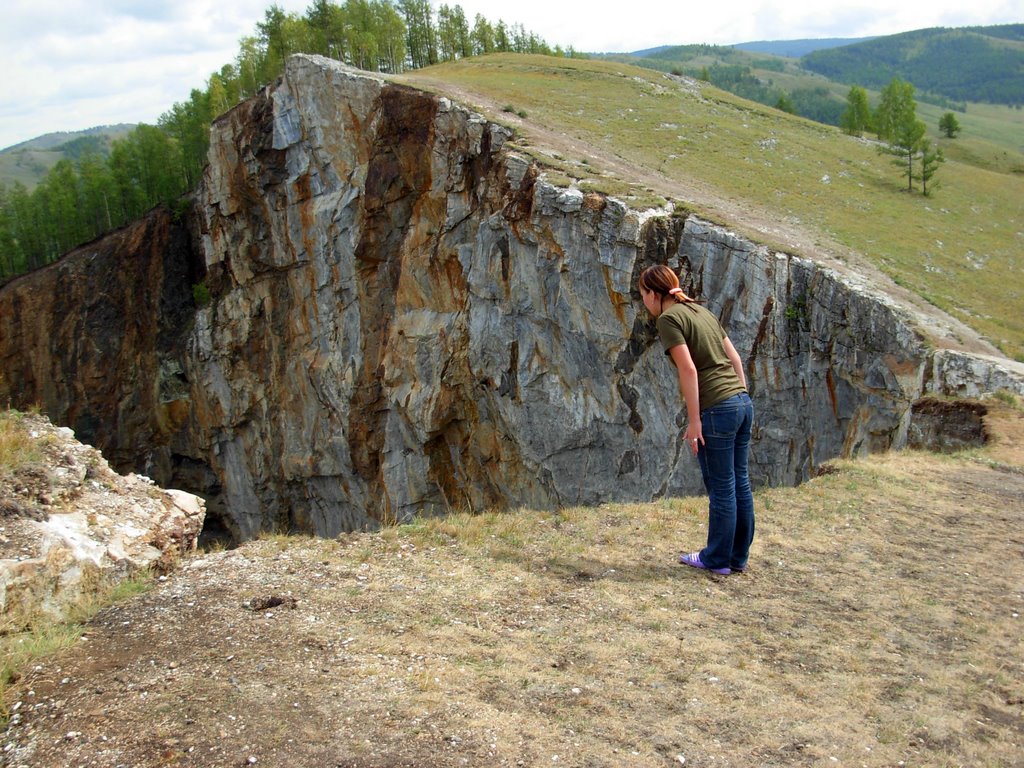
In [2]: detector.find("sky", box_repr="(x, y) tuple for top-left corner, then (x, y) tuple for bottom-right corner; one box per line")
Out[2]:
(1, 0), (1020, 151)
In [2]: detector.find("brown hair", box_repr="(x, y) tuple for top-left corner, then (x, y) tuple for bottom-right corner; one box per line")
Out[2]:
(638, 265), (697, 304)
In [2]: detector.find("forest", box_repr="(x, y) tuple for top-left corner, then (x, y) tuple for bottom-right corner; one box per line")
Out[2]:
(0, 0), (577, 281)
(801, 25), (1024, 106)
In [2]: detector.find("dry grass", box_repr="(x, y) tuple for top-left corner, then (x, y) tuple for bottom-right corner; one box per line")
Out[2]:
(0, 410), (43, 481)
(6, 400), (1023, 766)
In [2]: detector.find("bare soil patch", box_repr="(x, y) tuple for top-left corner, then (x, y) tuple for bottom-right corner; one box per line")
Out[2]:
(4, 405), (1023, 767)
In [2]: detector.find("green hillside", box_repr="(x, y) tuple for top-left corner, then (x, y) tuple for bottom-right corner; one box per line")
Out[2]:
(599, 44), (844, 126)
(590, 35), (1024, 177)
(0, 125), (134, 192)
(402, 54), (1024, 361)
(733, 37), (875, 58)
(802, 25), (1024, 106)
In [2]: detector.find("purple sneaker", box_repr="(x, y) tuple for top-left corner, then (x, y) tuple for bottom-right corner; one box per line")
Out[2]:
(679, 551), (731, 575)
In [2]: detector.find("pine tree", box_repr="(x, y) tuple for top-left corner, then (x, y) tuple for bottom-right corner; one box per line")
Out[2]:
(918, 142), (945, 196)
(775, 93), (795, 114)
(881, 114), (927, 193)
(471, 14), (494, 55)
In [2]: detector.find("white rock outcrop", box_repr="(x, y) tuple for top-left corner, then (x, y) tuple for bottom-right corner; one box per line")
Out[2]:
(0, 415), (205, 621)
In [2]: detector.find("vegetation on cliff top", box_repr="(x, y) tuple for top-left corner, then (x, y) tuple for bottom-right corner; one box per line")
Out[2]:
(0, 0), (577, 280)
(401, 55), (1024, 361)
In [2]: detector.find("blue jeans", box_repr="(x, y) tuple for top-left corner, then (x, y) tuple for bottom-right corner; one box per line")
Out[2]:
(696, 392), (754, 571)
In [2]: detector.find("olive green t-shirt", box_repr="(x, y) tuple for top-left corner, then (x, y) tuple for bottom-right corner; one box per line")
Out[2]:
(656, 301), (746, 412)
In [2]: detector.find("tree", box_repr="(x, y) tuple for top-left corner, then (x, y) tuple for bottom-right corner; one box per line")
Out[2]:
(873, 77), (932, 192)
(436, 4), (459, 61)
(235, 36), (268, 99)
(880, 113), (927, 192)
(257, 4), (294, 74)
(471, 14), (494, 55)
(7, 182), (47, 271)
(775, 93), (795, 114)
(345, 0), (380, 70)
(160, 88), (212, 189)
(874, 78), (916, 142)
(399, 0), (437, 68)
(374, 0), (407, 73)
(918, 142), (944, 196)
(40, 160), (86, 256)
(938, 111), (961, 138)
(77, 151), (116, 234)
(493, 20), (510, 52)
(304, 0), (335, 56)
(840, 85), (872, 137)
(0, 183), (31, 277)
(208, 65), (240, 118)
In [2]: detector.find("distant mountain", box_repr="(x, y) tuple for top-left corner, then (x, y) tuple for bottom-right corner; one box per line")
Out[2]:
(626, 45), (671, 57)
(1, 124), (135, 154)
(0, 124), (135, 191)
(616, 38), (873, 59)
(801, 24), (1024, 105)
(733, 37), (875, 58)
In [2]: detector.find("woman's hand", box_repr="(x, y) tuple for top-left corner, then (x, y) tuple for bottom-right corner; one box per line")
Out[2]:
(668, 344), (703, 456)
(684, 421), (703, 456)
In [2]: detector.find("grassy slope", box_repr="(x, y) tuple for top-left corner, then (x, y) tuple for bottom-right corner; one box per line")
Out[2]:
(0, 149), (64, 191)
(402, 55), (1024, 361)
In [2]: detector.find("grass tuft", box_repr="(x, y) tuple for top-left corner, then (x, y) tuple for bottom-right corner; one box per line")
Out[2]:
(0, 410), (43, 480)
(1, 570), (156, 721)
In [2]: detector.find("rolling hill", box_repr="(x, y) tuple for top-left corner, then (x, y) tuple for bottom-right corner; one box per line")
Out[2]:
(801, 24), (1024, 106)
(0, 124), (134, 191)
(733, 36), (875, 58)
(596, 25), (1024, 168)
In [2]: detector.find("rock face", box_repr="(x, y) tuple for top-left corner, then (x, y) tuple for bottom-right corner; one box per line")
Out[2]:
(0, 414), (205, 620)
(906, 398), (988, 453)
(2, 55), (1022, 540)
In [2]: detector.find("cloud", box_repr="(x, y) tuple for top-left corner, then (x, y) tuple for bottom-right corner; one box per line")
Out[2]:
(0, 0), (297, 147)
(2, 0), (1021, 149)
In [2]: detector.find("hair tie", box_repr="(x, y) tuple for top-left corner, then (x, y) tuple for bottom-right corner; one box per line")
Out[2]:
(668, 288), (683, 296)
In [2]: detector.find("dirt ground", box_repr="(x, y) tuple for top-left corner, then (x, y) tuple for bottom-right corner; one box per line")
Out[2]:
(3, 401), (1022, 767)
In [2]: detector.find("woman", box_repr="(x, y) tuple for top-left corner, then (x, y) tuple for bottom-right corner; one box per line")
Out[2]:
(638, 265), (754, 575)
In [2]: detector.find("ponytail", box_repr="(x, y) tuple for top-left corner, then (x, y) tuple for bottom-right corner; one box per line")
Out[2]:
(639, 265), (697, 304)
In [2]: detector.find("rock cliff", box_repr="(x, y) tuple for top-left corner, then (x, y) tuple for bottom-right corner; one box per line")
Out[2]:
(2, 55), (1022, 540)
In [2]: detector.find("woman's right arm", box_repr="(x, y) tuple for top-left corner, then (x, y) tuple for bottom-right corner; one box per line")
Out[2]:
(723, 336), (747, 390)
(668, 343), (703, 453)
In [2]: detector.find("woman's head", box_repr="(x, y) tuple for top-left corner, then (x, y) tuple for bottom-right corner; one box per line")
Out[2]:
(638, 265), (689, 317)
